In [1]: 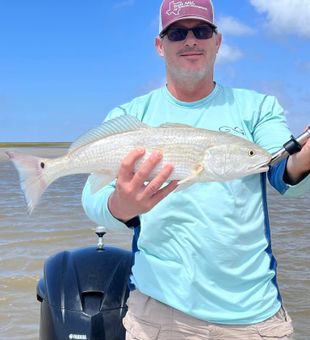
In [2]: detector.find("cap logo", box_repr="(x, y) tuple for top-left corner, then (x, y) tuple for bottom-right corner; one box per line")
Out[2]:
(166, 1), (208, 16)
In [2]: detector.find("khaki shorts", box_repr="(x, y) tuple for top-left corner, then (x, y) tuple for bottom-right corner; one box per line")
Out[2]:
(123, 290), (294, 340)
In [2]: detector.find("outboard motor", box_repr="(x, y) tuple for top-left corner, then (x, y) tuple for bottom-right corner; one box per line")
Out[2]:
(37, 227), (133, 340)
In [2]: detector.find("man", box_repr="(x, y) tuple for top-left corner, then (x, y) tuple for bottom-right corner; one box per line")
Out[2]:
(82, 0), (310, 338)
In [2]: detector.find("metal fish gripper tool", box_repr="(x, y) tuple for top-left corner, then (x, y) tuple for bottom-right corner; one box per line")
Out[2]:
(269, 126), (310, 166)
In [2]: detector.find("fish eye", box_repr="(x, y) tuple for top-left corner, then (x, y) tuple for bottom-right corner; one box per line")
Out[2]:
(40, 162), (45, 169)
(248, 150), (255, 157)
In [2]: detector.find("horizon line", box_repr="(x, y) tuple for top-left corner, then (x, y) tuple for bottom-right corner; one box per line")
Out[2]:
(0, 142), (71, 148)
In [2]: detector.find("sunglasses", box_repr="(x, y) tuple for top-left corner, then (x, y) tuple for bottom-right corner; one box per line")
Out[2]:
(160, 25), (216, 42)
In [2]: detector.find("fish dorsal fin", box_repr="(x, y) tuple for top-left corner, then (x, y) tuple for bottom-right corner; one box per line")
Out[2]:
(69, 115), (148, 153)
(159, 122), (193, 129)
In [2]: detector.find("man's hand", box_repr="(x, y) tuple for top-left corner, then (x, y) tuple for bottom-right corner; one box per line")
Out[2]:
(285, 135), (310, 185)
(108, 148), (178, 222)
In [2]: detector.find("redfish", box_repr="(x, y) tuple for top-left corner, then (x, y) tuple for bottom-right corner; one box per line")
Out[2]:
(7, 115), (271, 214)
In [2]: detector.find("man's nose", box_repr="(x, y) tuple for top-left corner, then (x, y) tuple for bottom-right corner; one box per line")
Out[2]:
(184, 30), (197, 46)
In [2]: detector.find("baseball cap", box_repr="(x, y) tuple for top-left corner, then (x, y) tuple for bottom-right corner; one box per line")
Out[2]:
(159, 0), (217, 35)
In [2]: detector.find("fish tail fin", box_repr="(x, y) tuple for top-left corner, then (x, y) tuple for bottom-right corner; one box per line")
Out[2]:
(6, 151), (52, 214)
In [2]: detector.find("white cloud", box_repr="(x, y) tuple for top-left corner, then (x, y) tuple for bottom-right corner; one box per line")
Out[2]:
(216, 43), (243, 64)
(250, 0), (310, 38)
(217, 16), (255, 36)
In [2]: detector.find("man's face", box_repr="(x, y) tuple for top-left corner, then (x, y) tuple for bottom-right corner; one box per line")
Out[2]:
(156, 19), (222, 83)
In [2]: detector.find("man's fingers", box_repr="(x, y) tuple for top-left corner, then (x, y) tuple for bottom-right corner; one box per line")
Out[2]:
(150, 180), (178, 206)
(143, 163), (174, 197)
(131, 150), (163, 187)
(112, 149), (177, 220)
(118, 148), (145, 182)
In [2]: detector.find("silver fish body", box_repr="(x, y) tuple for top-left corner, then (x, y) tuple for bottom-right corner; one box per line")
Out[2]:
(7, 115), (272, 213)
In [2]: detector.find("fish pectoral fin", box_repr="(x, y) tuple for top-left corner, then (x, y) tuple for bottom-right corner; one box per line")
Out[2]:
(174, 164), (204, 192)
(88, 171), (115, 194)
(177, 164), (204, 186)
(173, 181), (194, 193)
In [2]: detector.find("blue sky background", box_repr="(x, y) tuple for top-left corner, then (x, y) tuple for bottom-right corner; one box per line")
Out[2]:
(0, 0), (309, 141)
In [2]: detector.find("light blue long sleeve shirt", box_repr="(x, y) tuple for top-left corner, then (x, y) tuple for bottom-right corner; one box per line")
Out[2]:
(82, 84), (310, 324)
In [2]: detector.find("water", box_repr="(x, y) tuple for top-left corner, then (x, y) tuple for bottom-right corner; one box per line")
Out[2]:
(0, 148), (309, 339)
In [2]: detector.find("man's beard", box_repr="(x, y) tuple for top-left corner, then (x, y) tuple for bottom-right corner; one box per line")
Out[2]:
(165, 48), (213, 91)
(166, 62), (210, 91)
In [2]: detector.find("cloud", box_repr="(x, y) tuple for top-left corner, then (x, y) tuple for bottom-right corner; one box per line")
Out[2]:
(216, 43), (243, 64)
(113, 0), (135, 10)
(214, 16), (253, 64)
(250, 0), (310, 38)
(217, 16), (255, 36)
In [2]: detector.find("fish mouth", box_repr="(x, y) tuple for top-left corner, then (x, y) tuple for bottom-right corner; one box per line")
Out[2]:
(258, 165), (270, 172)
(248, 160), (271, 174)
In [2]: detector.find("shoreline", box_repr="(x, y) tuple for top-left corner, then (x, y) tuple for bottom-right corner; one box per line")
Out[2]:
(0, 145), (69, 161)
(0, 142), (70, 148)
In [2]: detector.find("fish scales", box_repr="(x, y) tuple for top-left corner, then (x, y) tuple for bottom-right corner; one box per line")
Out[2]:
(6, 115), (272, 213)
(68, 127), (210, 180)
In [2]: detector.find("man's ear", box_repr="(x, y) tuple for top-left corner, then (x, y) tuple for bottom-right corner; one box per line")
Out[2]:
(215, 32), (222, 53)
(155, 36), (164, 57)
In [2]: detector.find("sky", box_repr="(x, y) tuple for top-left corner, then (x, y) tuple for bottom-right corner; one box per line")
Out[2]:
(0, 0), (309, 142)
